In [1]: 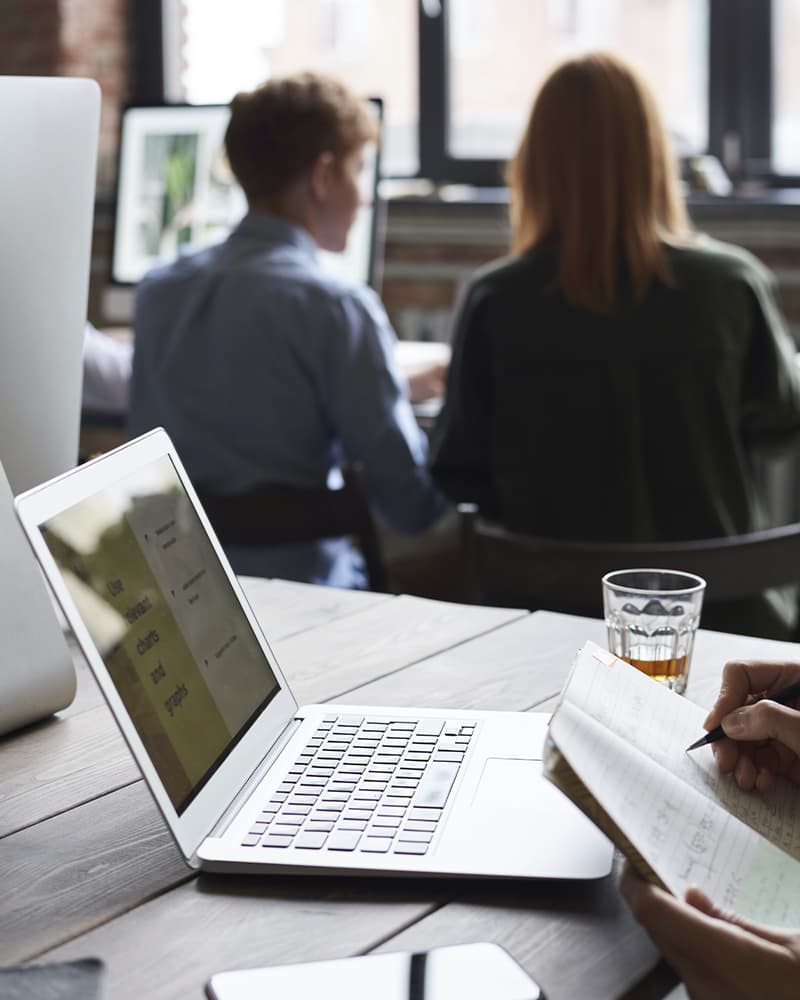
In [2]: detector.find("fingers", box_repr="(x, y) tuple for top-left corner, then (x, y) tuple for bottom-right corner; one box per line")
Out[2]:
(722, 701), (800, 758)
(703, 661), (800, 730)
(621, 867), (798, 997)
(685, 886), (795, 946)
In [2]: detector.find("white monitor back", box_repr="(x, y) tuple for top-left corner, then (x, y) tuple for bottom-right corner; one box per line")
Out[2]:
(0, 76), (100, 494)
(0, 458), (76, 734)
(0, 76), (100, 733)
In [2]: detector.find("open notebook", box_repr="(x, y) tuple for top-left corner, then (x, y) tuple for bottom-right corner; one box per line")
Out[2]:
(14, 428), (612, 881)
(545, 642), (800, 926)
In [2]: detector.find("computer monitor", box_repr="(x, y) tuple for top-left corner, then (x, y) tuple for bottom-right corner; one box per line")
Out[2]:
(0, 75), (100, 734)
(110, 98), (384, 294)
(0, 76), (100, 494)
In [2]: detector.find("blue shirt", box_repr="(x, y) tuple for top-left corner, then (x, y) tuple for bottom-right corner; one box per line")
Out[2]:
(129, 211), (446, 586)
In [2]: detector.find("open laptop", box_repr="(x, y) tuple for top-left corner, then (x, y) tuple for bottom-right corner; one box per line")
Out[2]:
(15, 428), (612, 879)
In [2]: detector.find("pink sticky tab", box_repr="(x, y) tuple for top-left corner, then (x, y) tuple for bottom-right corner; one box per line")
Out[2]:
(590, 644), (617, 668)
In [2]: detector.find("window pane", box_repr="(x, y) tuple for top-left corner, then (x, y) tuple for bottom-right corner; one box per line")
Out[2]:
(168, 0), (418, 176)
(773, 0), (800, 174)
(448, 0), (708, 163)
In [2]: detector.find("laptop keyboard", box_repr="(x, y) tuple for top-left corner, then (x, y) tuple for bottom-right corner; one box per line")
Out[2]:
(240, 714), (476, 856)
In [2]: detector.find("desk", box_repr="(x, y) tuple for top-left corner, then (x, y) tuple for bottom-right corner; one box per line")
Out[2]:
(3, 580), (799, 999)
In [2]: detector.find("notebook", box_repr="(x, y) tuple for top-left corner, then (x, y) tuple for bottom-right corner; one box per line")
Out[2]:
(14, 428), (612, 880)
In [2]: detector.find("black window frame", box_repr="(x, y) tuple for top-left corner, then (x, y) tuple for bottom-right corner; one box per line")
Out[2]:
(419, 0), (791, 188)
(143, 0), (795, 188)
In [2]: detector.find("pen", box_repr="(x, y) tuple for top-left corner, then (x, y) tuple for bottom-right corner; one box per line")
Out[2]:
(685, 678), (800, 752)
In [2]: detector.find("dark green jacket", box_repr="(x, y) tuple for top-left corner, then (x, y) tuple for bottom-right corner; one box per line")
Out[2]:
(430, 238), (800, 638)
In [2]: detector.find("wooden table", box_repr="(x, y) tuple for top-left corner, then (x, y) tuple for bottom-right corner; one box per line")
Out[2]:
(3, 579), (799, 999)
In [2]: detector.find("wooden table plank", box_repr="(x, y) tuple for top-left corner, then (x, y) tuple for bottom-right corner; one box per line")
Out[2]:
(275, 595), (526, 706)
(12, 599), (797, 1000)
(0, 706), (138, 839)
(344, 611), (604, 712)
(42, 876), (444, 999)
(0, 782), (189, 964)
(238, 576), (392, 640)
(371, 856), (662, 1000)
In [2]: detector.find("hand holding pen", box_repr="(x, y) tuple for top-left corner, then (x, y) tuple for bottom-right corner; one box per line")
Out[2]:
(687, 660), (800, 792)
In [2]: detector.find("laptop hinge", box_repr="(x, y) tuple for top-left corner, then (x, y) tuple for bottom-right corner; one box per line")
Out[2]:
(207, 714), (305, 840)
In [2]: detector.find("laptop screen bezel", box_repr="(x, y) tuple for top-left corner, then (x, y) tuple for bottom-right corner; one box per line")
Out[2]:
(14, 427), (299, 864)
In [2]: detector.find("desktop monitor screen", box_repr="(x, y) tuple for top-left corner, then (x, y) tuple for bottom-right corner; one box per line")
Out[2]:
(111, 99), (384, 291)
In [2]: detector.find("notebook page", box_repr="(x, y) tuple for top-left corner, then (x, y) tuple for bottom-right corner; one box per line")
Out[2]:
(561, 643), (800, 860)
(549, 698), (800, 925)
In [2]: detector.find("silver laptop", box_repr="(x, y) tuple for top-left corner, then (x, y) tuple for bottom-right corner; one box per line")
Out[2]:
(15, 428), (612, 880)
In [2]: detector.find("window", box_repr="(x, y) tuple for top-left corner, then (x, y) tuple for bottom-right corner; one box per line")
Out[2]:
(163, 0), (418, 176)
(150, 0), (793, 186)
(773, 0), (800, 175)
(446, 0), (707, 161)
(421, 0), (708, 184)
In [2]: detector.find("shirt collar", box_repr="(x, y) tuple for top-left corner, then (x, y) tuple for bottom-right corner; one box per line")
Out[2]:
(232, 210), (319, 260)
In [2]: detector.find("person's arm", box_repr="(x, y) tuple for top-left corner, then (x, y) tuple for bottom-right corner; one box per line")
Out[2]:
(739, 259), (800, 453)
(82, 323), (133, 414)
(321, 287), (447, 534)
(620, 863), (800, 1000)
(701, 659), (800, 791)
(428, 281), (496, 512)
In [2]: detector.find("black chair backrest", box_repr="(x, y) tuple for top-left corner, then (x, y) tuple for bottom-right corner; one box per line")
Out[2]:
(198, 465), (388, 592)
(458, 503), (800, 614)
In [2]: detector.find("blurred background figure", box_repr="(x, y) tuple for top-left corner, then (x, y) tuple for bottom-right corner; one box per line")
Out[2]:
(430, 51), (800, 639)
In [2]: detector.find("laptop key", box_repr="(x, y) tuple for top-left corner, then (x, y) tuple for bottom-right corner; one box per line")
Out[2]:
(327, 830), (362, 851)
(305, 820), (335, 832)
(393, 841), (429, 855)
(282, 804), (312, 816)
(360, 837), (392, 853)
(294, 831), (328, 850)
(338, 819), (368, 831)
(343, 809), (374, 822)
(397, 830), (432, 843)
(240, 833), (261, 847)
(415, 720), (445, 736)
(407, 807), (443, 822)
(413, 762), (459, 808)
(262, 834), (294, 848)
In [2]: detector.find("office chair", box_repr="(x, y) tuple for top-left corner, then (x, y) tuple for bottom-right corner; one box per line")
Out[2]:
(198, 465), (388, 592)
(458, 502), (800, 619)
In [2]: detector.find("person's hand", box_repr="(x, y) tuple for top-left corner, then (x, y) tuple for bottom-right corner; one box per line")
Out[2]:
(703, 660), (800, 791)
(406, 362), (448, 404)
(620, 863), (800, 999)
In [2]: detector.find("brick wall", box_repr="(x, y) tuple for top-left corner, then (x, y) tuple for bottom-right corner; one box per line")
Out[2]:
(0, 0), (132, 320)
(380, 202), (800, 348)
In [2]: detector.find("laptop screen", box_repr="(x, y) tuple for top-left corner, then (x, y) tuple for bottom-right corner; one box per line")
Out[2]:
(39, 454), (280, 814)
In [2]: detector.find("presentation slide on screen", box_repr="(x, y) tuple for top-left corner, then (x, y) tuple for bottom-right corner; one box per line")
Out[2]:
(42, 456), (278, 812)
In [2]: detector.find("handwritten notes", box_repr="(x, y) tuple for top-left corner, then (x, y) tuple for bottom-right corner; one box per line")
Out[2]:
(548, 642), (800, 926)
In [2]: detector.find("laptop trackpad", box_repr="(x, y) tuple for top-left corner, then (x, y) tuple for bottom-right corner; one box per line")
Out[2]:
(471, 756), (545, 811)
(455, 756), (611, 878)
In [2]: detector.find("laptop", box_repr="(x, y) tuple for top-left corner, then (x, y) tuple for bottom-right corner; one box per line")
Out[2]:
(15, 428), (612, 879)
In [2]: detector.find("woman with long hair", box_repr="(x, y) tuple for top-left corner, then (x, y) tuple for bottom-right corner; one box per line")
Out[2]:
(430, 52), (800, 638)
